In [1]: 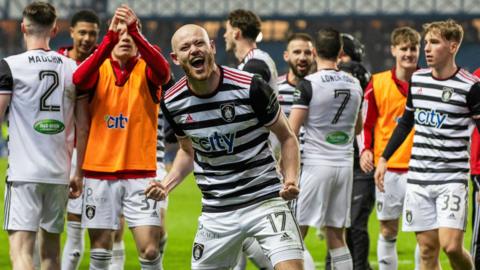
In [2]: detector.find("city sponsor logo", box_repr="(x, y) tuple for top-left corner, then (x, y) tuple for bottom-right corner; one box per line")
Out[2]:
(326, 131), (349, 145)
(33, 119), (65, 134)
(104, 113), (128, 129)
(414, 109), (447, 128)
(191, 131), (236, 153)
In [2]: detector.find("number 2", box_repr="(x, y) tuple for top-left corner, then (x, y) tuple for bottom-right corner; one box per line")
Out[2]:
(39, 70), (60, 112)
(331, 89), (351, 124)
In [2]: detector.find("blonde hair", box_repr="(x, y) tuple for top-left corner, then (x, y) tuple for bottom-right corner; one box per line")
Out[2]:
(423, 19), (463, 43)
(391, 26), (421, 46)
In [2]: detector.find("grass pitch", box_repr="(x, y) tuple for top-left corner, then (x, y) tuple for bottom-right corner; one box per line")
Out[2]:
(0, 158), (473, 269)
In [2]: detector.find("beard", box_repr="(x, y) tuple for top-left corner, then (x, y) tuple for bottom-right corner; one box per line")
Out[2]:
(288, 61), (311, 79)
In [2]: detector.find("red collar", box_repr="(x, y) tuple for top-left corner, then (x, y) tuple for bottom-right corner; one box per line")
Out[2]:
(109, 55), (140, 86)
(390, 67), (413, 97)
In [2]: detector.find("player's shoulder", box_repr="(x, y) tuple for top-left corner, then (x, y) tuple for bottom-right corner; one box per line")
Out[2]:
(277, 74), (287, 84)
(456, 68), (480, 85)
(163, 76), (188, 103)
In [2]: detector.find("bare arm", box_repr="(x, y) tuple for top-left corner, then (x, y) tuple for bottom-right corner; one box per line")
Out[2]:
(269, 112), (300, 200)
(288, 108), (307, 138)
(0, 94), (11, 122)
(69, 96), (90, 198)
(145, 136), (194, 200)
(355, 109), (363, 135)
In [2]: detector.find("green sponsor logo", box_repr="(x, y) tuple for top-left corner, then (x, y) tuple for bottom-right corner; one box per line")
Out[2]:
(326, 131), (349, 145)
(34, 119), (65, 134)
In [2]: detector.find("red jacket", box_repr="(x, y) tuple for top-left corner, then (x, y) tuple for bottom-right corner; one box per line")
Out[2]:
(471, 68), (480, 175)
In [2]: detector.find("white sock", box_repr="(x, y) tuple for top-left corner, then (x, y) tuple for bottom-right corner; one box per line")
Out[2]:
(414, 243), (421, 270)
(61, 221), (85, 270)
(303, 248), (316, 270)
(329, 246), (353, 270)
(108, 241), (125, 270)
(377, 234), (397, 270)
(90, 248), (112, 270)
(139, 254), (162, 270)
(243, 237), (273, 270)
(233, 252), (247, 270)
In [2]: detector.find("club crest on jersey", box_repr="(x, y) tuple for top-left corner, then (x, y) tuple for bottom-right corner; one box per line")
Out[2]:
(220, 103), (235, 122)
(192, 243), (204, 260)
(406, 210), (413, 224)
(85, 205), (96, 220)
(441, 87), (454, 102)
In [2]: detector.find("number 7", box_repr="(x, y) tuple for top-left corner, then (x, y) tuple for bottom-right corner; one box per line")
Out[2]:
(331, 89), (351, 124)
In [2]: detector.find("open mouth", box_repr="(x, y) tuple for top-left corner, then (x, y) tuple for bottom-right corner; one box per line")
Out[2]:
(190, 57), (205, 69)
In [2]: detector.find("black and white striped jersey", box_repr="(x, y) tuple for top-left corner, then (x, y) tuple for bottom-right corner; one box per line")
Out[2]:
(406, 68), (480, 185)
(161, 66), (282, 212)
(277, 74), (305, 157)
(0, 50), (77, 184)
(292, 69), (363, 166)
(238, 48), (278, 93)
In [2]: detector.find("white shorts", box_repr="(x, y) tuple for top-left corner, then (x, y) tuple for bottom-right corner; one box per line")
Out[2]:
(376, 171), (407, 220)
(191, 198), (303, 270)
(67, 196), (83, 215)
(67, 148), (84, 215)
(3, 182), (68, 233)
(81, 177), (164, 230)
(296, 164), (352, 229)
(402, 183), (468, 232)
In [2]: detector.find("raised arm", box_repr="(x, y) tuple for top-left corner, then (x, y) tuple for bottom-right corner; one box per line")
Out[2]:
(72, 19), (120, 90)
(114, 5), (171, 86)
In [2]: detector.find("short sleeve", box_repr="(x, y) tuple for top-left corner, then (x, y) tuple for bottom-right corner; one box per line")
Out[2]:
(242, 59), (271, 83)
(160, 100), (186, 137)
(0, 59), (13, 94)
(250, 75), (280, 126)
(291, 79), (312, 109)
(467, 82), (480, 117)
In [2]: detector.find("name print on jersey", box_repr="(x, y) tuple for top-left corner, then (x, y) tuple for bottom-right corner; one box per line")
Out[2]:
(191, 132), (236, 153)
(104, 113), (128, 129)
(414, 108), (447, 128)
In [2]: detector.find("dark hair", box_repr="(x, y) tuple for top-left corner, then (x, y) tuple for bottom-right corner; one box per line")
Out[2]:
(71, 10), (100, 27)
(23, 1), (56, 27)
(227, 9), (261, 41)
(287, 33), (314, 45)
(341, 33), (365, 62)
(315, 28), (342, 61)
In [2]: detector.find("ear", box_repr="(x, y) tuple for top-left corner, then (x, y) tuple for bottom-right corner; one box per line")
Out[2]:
(283, 50), (289, 62)
(233, 28), (241, 40)
(70, 27), (74, 39)
(390, 45), (396, 57)
(170, 52), (180, 66)
(50, 24), (59, 38)
(449, 41), (459, 54)
(21, 22), (26, 34)
(210, 39), (216, 55)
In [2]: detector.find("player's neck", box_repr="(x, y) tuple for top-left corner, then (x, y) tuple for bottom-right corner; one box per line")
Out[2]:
(431, 59), (457, 80)
(395, 65), (416, 82)
(25, 36), (51, 51)
(69, 49), (88, 63)
(316, 58), (337, 71)
(235, 41), (256, 63)
(287, 71), (300, 86)
(188, 65), (221, 96)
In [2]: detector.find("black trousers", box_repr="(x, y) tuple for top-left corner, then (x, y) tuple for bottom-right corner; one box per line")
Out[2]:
(326, 173), (375, 270)
(471, 175), (480, 269)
